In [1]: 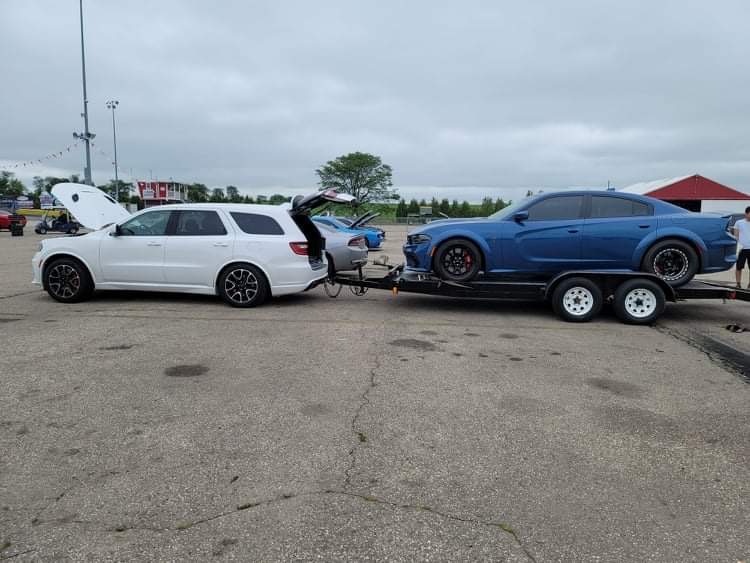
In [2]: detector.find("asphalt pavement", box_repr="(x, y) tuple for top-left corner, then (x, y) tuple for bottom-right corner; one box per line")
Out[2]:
(0, 227), (748, 562)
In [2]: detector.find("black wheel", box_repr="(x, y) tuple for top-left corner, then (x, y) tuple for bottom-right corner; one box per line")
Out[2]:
(43, 258), (94, 303)
(551, 277), (603, 323)
(37, 225), (47, 235)
(613, 279), (665, 325)
(433, 238), (482, 282)
(218, 263), (269, 308)
(642, 239), (698, 287)
(67, 224), (79, 234)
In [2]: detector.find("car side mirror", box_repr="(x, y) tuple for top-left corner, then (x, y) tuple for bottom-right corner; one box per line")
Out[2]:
(111, 224), (122, 236)
(513, 211), (529, 222)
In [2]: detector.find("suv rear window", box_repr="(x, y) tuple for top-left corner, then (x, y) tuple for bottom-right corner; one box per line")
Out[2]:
(173, 210), (227, 236)
(230, 212), (285, 235)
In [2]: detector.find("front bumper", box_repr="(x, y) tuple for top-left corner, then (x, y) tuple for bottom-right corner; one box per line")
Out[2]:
(31, 251), (44, 286)
(402, 242), (432, 271)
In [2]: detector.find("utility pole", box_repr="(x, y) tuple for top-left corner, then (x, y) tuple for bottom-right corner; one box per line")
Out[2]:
(106, 100), (120, 200)
(73, 0), (95, 185)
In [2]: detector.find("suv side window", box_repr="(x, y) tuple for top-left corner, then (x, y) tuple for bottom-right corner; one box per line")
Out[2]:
(119, 210), (172, 236)
(590, 196), (652, 218)
(527, 196), (584, 221)
(173, 210), (227, 236)
(230, 212), (285, 235)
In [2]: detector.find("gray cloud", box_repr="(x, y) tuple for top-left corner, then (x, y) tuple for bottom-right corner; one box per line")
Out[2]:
(1, 0), (749, 200)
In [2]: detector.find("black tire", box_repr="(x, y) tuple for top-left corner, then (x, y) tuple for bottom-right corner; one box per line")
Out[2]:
(551, 277), (603, 323)
(613, 279), (665, 325)
(217, 263), (269, 308)
(433, 238), (482, 282)
(67, 225), (79, 234)
(37, 225), (47, 235)
(43, 257), (94, 303)
(642, 238), (698, 287)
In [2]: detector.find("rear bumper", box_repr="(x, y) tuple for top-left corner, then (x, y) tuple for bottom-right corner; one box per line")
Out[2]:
(270, 272), (328, 296)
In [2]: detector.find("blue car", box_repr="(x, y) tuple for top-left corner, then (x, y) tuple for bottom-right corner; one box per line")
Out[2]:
(403, 191), (736, 287)
(313, 216), (383, 248)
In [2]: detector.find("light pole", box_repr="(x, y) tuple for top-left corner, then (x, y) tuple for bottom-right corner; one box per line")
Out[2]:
(106, 100), (120, 200)
(73, 0), (94, 185)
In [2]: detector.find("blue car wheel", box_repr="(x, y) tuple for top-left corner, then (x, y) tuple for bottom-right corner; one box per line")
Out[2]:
(433, 238), (482, 282)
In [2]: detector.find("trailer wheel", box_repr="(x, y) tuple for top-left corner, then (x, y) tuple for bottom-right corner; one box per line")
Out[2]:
(551, 277), (603, 322)
(613, 279), (665, 325)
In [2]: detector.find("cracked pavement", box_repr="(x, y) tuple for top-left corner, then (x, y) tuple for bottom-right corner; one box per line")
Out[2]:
(1, 230), (749, 561)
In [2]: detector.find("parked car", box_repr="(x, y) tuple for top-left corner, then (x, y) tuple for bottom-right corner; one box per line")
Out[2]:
(315, 222), (368, 274)
(336, 211), (386, 239)
(312, 216), (383, 248)
(33, 183), (354, 307)
(403, 191), (737, 287)
(34, 208), (80, 234)
(0, 208), (27, 231)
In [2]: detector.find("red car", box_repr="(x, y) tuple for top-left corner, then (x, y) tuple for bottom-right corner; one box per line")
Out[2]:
(0, 209), (27, 231)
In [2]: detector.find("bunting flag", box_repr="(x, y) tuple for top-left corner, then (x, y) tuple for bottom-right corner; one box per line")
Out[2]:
(2, 141), (81, 170)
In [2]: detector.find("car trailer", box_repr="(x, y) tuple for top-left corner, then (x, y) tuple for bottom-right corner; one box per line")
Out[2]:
(330, 265), (750, 324)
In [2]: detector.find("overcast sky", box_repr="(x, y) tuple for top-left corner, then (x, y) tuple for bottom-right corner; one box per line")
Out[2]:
(1, 1), (749, 201)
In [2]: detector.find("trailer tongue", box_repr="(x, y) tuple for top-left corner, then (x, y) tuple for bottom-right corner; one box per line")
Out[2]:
(331, 266), (750, 325)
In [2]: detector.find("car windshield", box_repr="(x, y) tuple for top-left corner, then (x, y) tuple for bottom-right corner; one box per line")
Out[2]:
(488, 196), (534, 219)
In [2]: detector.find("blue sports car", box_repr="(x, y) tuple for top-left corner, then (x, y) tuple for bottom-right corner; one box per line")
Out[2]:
(403, 191), (736, 287)
(313, 216), (384, 248)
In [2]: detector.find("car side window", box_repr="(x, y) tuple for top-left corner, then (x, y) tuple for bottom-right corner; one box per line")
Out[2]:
(590, 196), (652, 218)
(526, 196), (583, 221)
(230, 212), (285, 235)
(119, 210), (172, 236)
(173, 210), (227, 236)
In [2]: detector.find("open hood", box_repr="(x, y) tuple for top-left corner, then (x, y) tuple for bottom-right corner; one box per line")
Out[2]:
(291, 189), (356, 214)
(350, 211), (380, 229)
(51, 183), (131, 230)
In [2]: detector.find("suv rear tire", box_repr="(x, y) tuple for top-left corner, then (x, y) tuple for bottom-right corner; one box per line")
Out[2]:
(218, 263), (269, 308)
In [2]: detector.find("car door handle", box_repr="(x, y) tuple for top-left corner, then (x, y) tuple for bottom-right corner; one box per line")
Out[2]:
(568, 229), (579, 233)
(213, 242), (229, 247)
(147, 242), (162, 246)
(638, 225), (650, 229)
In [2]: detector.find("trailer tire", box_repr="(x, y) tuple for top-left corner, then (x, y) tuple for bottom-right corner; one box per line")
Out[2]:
(613, 278), (665, 325)
(551, 277), (603, 322)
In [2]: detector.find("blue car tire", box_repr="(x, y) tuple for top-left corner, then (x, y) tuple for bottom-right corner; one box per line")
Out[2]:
(642, 238), (698, 288)
(433, 238), (482, 282)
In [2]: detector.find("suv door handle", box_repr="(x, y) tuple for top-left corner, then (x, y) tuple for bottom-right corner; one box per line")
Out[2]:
(638, 225), (650, 229)
(568, 229), (579, 233)
(213, 242), (229, 247)
(147, 241), (162, 246)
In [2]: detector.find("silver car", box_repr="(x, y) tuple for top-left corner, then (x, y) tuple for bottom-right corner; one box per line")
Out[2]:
(316, 222), (368, 274)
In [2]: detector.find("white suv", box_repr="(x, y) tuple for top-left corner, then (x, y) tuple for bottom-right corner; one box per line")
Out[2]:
(32, 184), (354, 307)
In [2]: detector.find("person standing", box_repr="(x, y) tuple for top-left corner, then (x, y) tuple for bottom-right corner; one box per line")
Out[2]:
(732, 206), (750, 288)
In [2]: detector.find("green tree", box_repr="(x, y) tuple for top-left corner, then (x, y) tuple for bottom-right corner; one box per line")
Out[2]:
(256, 195), (268, 204)
(430, 197), (439, 216)
(243, 195), (255, 204)
(269, 193), (290, 204)
(407, 199), (420, 215)
(479, 196), (495, 217)
(97, 179), (133, 202)
(226, 185), (241, 202)
(315, 152), (397, 207)
(0, 172), (26, 197)
(187, 183), (209, 202)
(450, 200), (459, 217)
(494, 197), (507, 212)
(210, 188), (225, 202)
(395, 198), (408, 217)
(459, 201), (472, 217)
(439, 198), (451, 216)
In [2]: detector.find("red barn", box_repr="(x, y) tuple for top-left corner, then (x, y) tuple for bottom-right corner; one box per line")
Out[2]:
(621, 174), (750, 213)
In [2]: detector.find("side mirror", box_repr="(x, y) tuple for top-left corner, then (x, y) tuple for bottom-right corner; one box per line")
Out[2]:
(111, 224), (122, 236)
(513, 211), (529, 223)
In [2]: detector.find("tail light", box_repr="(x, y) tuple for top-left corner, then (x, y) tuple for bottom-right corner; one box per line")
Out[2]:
(289, 242), (309, 255)
(348, 236), (366, 248)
